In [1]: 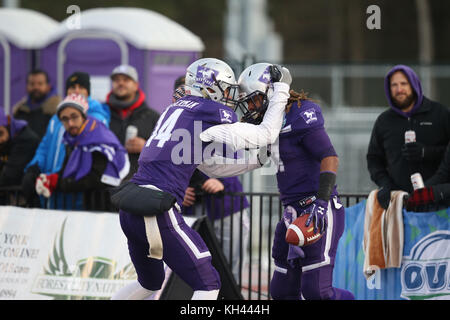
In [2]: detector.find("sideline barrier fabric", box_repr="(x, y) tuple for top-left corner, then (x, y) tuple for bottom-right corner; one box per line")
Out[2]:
(0, 206), (136, 299)
(0, 206), (195, 299)
(333, 201), (450, 300)
(0, 206), (241, 300)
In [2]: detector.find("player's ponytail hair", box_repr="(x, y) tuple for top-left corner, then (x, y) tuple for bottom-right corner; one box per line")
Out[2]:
(286, 89), (317, 113)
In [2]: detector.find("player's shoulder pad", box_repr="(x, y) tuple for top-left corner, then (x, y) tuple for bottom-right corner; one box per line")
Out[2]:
(198, 99), (237, 124)
(289, 100), (324, 131)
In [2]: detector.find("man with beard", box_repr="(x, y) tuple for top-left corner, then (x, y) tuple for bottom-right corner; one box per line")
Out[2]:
(367, 65), (450, 209)
(12, 69), (61, 139)
(33, 94), (129, 202)
(21, 71), (111, 209)
(104, 65), (160, 180)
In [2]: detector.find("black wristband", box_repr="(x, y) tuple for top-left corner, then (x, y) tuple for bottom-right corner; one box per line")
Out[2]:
(317, 171), (336, 201)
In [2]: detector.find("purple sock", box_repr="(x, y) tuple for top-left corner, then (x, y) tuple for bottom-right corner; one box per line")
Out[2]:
(270, 262), (302, 300)
(330, 288), (355, 300)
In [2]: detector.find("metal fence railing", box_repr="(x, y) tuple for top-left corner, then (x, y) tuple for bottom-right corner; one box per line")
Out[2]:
(0, 186), (368, 300)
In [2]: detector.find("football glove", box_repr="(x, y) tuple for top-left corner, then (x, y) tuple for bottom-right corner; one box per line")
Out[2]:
(283, 205), (298, 229)
(300, 198), (328, 234)
(269, 65), (292, 86)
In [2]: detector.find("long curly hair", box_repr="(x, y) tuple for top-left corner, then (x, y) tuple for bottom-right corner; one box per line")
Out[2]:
(286, 89), (317, 113)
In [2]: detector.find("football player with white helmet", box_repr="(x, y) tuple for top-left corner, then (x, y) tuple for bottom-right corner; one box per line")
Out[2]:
(237, 63), (354, 300)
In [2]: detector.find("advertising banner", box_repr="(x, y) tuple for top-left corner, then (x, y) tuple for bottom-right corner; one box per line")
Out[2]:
(0, 206), (195, 300)
(333, 201), (450, 300)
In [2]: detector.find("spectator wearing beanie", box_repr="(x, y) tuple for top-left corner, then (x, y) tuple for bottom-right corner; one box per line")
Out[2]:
(104, 64), (160, 181)
(21, 71), (111, 208)
(33, 94), (129, 209)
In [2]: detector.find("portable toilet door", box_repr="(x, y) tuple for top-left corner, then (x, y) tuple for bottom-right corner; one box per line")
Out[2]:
(40, 7), (204, 108)
(0, 8), (58, 114)
(56, 30), (129, 101)
(0, 34), (10, 113)
(146, 50), (201, 112)
(0, 34), (36, 115)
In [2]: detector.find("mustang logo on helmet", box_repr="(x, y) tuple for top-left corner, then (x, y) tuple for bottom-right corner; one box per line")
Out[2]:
(258, 66), (272, 84)
(196, 66), (219, 88)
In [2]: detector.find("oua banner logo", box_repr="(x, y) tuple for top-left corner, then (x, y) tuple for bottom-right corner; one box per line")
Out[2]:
(32, 218), (136, 300)
(400, 231), (450, 300)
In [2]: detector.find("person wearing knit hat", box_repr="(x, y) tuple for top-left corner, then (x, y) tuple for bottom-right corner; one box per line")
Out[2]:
(34, 94), (129, 201)
(57, 93), (89, 118)
(21, 71), (110, 209)
(56, 94), (89, 137)
(66, 71), (91, 96)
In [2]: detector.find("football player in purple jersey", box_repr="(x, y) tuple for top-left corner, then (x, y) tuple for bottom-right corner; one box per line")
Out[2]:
(237, 63), (354, 300)
(111, 58), (291, 300)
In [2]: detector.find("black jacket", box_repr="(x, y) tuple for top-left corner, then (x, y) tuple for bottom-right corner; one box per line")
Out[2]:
(0, 126), (40, 186)
(109, 101), (160, 180)
(367, 97), (450, 193)
(424, 142), (450, 208)
(57, 145), (108, 193)
(12, 95), (61, 139)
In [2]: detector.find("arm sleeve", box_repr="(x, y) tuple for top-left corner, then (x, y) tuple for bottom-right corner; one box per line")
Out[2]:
(199, 82), (290, 151)
(425, 143), (450, 186)
(197, 148), (264, 178)
(424, 145), (446, 162)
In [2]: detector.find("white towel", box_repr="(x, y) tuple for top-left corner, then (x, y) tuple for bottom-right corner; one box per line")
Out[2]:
(363, 189), (407, 279)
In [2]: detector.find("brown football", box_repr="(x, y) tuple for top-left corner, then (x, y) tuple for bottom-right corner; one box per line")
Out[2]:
(285, 214), (323, 246)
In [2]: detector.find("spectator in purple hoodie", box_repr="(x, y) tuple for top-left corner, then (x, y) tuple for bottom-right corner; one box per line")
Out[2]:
(367, 65), (450, 209)
(0, 108), (39, 187)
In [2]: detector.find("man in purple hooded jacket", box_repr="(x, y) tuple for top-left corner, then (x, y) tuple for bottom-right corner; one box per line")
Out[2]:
(367, 65), (450, 209)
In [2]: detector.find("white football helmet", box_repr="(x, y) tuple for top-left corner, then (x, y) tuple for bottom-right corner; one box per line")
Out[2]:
(237, 63), (273, 124)
(185, 58), (239, 108)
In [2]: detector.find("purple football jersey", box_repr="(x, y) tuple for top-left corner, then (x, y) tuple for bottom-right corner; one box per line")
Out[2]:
(276, 100), (337, 205)
(131, 95), (238, 205)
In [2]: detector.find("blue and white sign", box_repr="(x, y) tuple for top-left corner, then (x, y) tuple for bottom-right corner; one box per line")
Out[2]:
(400, 231), (450, 300)
(333, 201), (450, 300)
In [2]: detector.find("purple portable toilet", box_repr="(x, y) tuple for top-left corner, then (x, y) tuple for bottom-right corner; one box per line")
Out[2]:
(39, 7), (204, 113)
(0, 8), (58, 114)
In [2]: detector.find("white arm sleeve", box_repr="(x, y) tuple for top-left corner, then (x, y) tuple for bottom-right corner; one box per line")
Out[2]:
(199, 82), (290, 151)
(197, 148), (267, 178)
